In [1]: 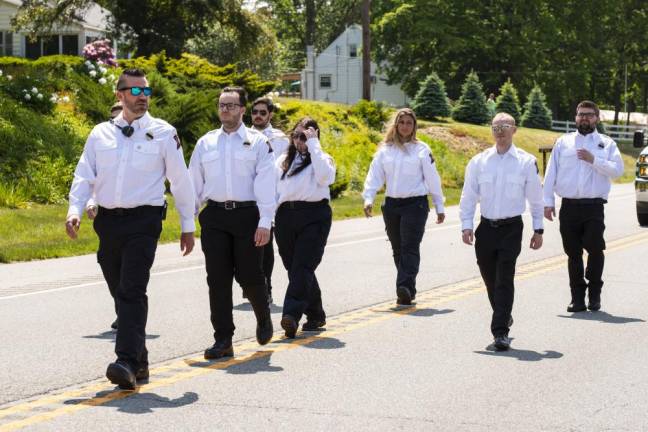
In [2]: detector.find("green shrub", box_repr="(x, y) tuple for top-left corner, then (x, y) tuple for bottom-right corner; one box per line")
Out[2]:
(521, 85), (552, 130)
(348, 100), (389, 130)
(452, 72), (491, 125)
(412, 72), (451, 120)
(73, 72), (116, 123)
(495, 79), (522, 124)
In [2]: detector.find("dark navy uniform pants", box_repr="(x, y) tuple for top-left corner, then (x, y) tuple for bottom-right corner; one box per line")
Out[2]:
(559, 199), (606, 305)
(94, 206), (163, 371)
(275, 200), (331, 323)
(199, 205), (270, 342)
(474, 217), (523, 338)
(381, 196), (429, 296)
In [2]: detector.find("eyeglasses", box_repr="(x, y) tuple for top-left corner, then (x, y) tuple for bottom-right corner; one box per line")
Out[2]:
(219, 103), (243, 111)
(491, 124), (514, 133)
(118, 86), (152, 97)
(291, 131), (307, 142)
(251, 109), (268, 116)
(576, 112), (596, 118)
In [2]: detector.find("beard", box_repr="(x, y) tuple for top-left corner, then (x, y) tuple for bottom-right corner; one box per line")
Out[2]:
(577, 123), (595, 135)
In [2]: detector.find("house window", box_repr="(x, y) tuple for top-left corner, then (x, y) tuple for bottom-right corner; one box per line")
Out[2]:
(1, 32), (14, 56)
(319, 75), (332, 89)
(62, 35), (79, 55)
(25, 37), (41, 59)
(349, 44), (357, 58)
(43, 36), (59, 56)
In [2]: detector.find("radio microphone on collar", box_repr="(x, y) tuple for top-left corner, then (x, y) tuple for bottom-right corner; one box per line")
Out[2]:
(110, 119), (134, 137)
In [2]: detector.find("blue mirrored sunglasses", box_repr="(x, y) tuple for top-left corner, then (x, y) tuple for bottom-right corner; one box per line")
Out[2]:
(119, 86), (152, 97)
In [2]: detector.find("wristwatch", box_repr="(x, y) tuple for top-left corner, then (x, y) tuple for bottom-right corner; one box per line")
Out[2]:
(534, 229), (544, 235)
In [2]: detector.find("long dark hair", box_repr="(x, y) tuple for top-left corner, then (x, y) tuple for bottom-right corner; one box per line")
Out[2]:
(281, 117), (320, 180)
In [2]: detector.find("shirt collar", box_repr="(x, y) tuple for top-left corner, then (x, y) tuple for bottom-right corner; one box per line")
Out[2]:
(220, 122), (248, 140)
(576, 130), (600, 141)
(488, 143), (519, 160)
(113, 111), (152, 131)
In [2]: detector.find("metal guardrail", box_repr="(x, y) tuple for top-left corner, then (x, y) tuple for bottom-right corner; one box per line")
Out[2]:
(551, 120), (646, 142)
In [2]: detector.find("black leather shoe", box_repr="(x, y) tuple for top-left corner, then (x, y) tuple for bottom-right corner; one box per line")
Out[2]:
(567, 303), (587, 312)
(281, 315), (298, 338)
(302, 319), (326, 331)
(204, 340), (234, 360)
(588, 301), (601, 311)
(135, 366), (149, 381)
(396, 286), (412, 305)
(110, 319), (118, 330)
(106, 361), (136, 390)
(257, 316), (274, 345)
(493, 335), (511, 351)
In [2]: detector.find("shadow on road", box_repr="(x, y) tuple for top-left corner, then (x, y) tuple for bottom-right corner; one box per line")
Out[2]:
(301, 336), (346, 350)
(225, 351), (284, 375)
(233, 302), (283, 314)
(82, 331), (160, 341)
(64, 391), (198, 414)
(557, 311), (645, 324)
(474, 345), (564, 362)
(374, 307), (455, 317)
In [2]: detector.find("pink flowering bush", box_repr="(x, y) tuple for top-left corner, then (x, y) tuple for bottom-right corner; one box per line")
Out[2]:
(82, 39), (117, 67)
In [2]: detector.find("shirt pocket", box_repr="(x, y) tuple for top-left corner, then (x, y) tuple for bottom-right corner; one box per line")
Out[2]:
(132, 142), (161, 172)
(201, 150), (220, 179)
(234, 150), (257, 176)
(559, 148), (578, 168)
(402, 157), (420, 176)
(478, 173), (494, 198)
(381, 156), (395, 175)
(505, 174), (525, 199)
(95, 143), (119, 169)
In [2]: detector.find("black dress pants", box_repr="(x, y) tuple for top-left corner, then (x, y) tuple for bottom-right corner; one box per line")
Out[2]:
(381, 196), (429, 295)
(93, 207), (163, 371)
(263, 227), (275, 296)
(559, 200), (606, 305)
(274, 201), (331, 323)
(474, 218), (523, 337)
(199, 205), (270, 342)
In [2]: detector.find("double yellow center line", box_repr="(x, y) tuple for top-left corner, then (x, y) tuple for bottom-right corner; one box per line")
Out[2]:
(2, 230), (648, 431)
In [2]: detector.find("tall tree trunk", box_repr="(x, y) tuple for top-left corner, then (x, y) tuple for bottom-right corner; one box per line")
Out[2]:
(305, 0), (316, 47)
(361, 0), (371, 101)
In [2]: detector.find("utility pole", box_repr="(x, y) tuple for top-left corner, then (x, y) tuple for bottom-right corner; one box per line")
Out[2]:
(361, 0), (371, 101)
(305, 0), (316, 100)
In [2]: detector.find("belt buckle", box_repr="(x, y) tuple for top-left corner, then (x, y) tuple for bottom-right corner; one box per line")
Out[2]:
(224, 201), (235, 210)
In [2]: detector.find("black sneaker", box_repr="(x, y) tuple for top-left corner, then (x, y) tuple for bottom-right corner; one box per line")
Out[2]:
(302, 319), (326, 331)
(396, 286), (412, 305)
(257, 316), (274, 345)
(280, 315), (298, 338)
(204, 340), (234, 360)
(106, 361), (136, 390)
(493, 335), (511, 351)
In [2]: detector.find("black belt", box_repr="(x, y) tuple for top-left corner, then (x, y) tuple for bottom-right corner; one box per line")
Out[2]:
(279, 199), (329, 210)
(481, 215), (522, 227)
(385, 195), (426, 204)
(562, 198), (607, 205)
(98, 205), (164, 217)
(207, 200), (256, 210)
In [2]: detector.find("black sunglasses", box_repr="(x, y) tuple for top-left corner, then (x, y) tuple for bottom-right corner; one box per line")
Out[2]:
(118, 86), (153, 97)
(251, 109), (268, 116)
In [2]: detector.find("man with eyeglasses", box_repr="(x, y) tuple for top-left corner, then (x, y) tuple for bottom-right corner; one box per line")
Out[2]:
(250, 96), (289, 304)
(189, 86), (275, 360)
(543, 100), (624, 313)
(66, 68), (196, 390)
(460, 112), (544, 351)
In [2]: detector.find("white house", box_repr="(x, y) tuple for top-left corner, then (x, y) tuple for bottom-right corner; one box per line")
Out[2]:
(0, 0), (112, 59)
(300, 24), (410, 107)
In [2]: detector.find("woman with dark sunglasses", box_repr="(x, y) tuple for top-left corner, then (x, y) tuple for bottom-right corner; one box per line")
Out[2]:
(274, 117), (336, 338)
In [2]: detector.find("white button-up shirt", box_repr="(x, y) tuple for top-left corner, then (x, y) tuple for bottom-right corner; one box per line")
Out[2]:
(275, 138), (336, 204)
(261, 125), (290, 156)
(189, 123), (276, 229)
(459, 144), (544, 231)
(67, 112), (196, 232)
(543, 131), (624, 207)
(362, 141), (445, 213)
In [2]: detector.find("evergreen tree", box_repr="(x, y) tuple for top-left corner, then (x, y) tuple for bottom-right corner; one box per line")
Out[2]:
(451, 72), (490, 125)
(495, 79), (522, 124)
(411, 72), (450, 120)
(521, 85), (553, 130)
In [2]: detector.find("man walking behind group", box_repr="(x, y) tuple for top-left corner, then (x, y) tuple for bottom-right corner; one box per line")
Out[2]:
(543, 101), (624, 313)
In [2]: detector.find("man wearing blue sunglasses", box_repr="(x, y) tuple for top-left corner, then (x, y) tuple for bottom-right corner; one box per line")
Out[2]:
(66, 68), (196, 390)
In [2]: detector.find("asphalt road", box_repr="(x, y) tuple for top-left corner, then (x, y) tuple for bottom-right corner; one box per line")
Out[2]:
(1, 183), (646, 431)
